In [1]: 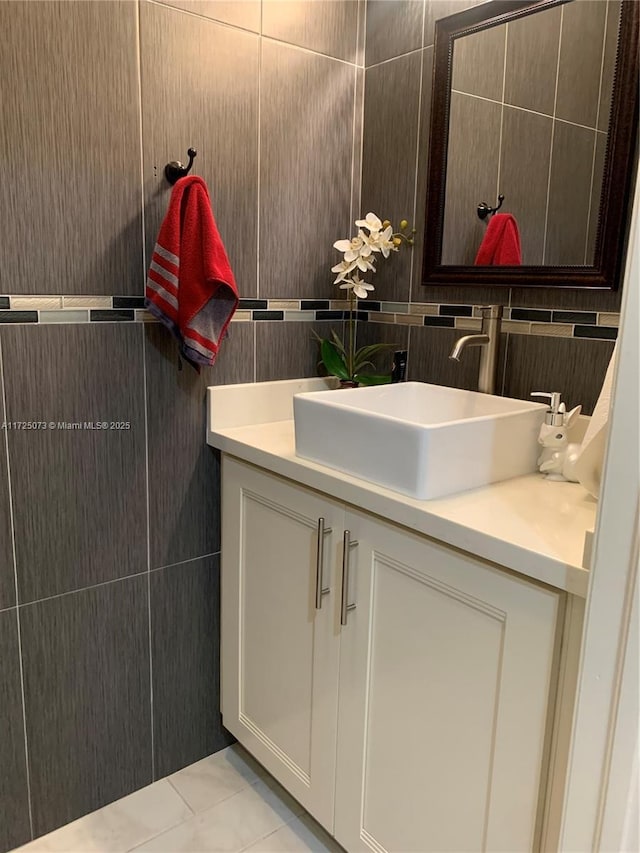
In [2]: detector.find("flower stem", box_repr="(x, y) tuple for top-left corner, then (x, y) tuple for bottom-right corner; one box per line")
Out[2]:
(348, 289), (355, 380)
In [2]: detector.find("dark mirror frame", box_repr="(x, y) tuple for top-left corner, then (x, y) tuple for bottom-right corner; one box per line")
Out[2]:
(422, 0), (638, 290)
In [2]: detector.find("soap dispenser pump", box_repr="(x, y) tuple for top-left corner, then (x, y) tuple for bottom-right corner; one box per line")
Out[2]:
(531, 391), (564, 426)
(531, 391), (582, 481)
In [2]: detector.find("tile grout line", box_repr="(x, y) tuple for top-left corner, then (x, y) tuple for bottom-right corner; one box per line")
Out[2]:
(408, 4), (426, 303)
(259, 33), (359, 68)
(365, 43), (424, 71)
(127, 772), (277, 853)
(348, 59), (358, 230)
(0, 337), (35, 840)
(356, 10), (366, 222)
(165, 777), (195, 816)
(500, 331), (511, 397)
(583, 0), (610, 265)
(141, 325), (155, 782)
(147, 0), (258, 38)
(450, 89), (606, 135)
(542, 5), (564, 265)
(18, 570), (150, 611)
(136, 0), (147, 292)
(235, 785), (307, 853)
(152, 0), (368, 69)
(255, 28), (262, 301)
(495, 22), (509, 204)
(153, 551), (221, 572)
(253, 320), (257, 384)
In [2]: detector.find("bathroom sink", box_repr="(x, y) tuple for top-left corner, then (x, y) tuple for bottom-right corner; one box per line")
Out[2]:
(293, 381), (547, 499)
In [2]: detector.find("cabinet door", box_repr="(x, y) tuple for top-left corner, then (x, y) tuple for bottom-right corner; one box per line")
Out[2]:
(221, 457), (343, 827)
(335, 509), (562, 853)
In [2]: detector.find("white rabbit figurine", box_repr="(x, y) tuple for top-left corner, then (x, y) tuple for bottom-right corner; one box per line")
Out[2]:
(537, 402), (582, 481)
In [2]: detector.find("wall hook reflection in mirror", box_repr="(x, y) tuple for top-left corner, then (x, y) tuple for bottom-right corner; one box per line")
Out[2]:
(477, 194), (505, 221)
(164, 147), (197, 185)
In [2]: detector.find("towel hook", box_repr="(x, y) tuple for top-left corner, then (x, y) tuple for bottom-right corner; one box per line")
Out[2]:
(164, 147), (197, 185)
(477, 194), (505, 221)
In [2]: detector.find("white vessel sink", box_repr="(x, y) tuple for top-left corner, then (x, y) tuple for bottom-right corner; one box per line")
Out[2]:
(293, 381), (547, 500)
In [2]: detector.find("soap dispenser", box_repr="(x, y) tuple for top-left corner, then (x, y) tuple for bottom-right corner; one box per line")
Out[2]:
(531, 392), (582, 481)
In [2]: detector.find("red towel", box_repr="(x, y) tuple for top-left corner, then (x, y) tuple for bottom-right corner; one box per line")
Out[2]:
(145, 175), (238, 369)
(474, 213), (522, 265)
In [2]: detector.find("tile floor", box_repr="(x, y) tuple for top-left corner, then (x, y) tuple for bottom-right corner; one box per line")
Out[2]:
(14, 746), (343, 853)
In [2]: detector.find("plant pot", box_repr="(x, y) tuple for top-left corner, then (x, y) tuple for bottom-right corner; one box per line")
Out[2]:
(339, 379), (359, 388)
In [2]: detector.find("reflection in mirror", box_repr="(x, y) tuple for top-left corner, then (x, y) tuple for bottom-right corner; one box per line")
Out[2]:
(442, 0), (620, 267)
(422, 0), (639, 290)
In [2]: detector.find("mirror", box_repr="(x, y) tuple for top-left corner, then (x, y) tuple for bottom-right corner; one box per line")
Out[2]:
(422, 0), (638, 289)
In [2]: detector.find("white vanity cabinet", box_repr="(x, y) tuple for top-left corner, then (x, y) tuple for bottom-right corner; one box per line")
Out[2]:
(220, 456), (344, 828)
(334, 509), (562, 853)
(221, 456), (564, 852)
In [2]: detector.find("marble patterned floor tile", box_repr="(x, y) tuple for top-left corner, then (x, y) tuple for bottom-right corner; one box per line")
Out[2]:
(168, 745), (267, 814)
(129, 778), (305, 853)
(242, 814), (343, 852)
(15, 780), (192, 853)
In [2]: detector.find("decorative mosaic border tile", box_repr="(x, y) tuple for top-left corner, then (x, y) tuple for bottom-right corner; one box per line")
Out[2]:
(0, 296), (620, 341)
(0, 296), (148, 325)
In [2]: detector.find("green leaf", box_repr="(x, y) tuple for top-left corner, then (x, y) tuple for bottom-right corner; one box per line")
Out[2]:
(354, 342), (397, 360)
(330, 329), (347, 359)
(355, 373), (393, 386)
(320, 339), (350, 380)
(353, 342), (397, 373)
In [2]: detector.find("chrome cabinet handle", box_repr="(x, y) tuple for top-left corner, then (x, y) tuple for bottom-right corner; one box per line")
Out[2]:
(315, 517), (332, 609)
(341, 529), (358, 626)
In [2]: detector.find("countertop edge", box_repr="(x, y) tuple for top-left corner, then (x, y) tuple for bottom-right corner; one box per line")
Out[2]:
(208, 423), (590, 598)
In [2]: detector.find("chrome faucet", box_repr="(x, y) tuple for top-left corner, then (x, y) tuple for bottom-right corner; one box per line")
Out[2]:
(449, 305), (503, 394)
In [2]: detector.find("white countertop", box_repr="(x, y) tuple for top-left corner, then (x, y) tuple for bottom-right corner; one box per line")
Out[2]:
(207, 379), (597, 598)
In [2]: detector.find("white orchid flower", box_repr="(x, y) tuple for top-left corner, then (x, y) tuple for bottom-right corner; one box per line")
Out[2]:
(355, 253), (376, 273)
(370, 224), (396, 258)
(333, 234), (373, 263)
(356, 230), (373, 257)
(331, 257), (358, 283)
(355, 212), (383, 233)
(340, 273), (375, 300)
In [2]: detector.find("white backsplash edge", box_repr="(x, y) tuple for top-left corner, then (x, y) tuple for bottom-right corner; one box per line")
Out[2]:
(208, 377), (338, 432)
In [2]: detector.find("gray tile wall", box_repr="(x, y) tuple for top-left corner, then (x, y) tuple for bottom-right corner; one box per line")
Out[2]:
(262, 0), (361, 62)
(0, 421), (15, 610)
(256, 321), (341, 381)
(360, 0), (625, 416)
(0, 0), (364, 303)
(150, 554), (234, 779)
(259, 40), (357, 299)
(361, 50), (423, 301)
(140, 2), (260, 298)
(0, 1), (143, 295)
(0, 2), (364, 848)
(2, 325), (147, 604)
(0, 609), (31, 852)
(144, 322), (253, 570)
(20, 576), (152, 838)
